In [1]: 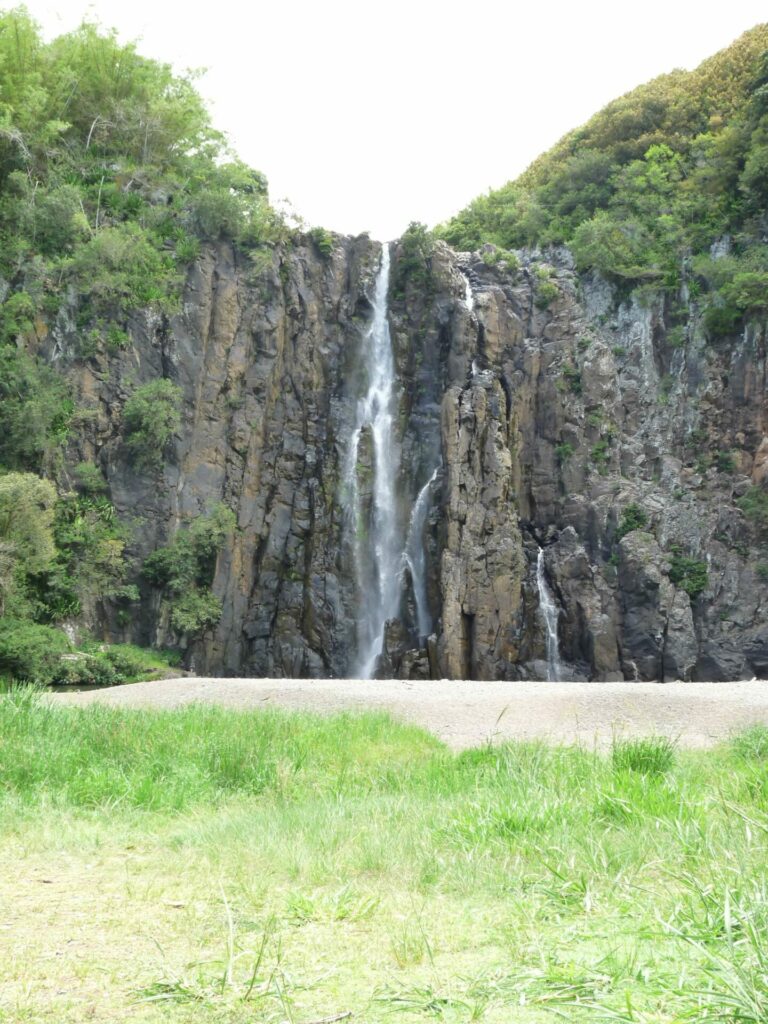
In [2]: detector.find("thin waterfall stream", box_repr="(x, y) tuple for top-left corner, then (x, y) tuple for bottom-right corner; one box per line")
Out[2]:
(536, 547), (563, 681)
(404, 466), (439, 641)
(461, 271), (475, 313)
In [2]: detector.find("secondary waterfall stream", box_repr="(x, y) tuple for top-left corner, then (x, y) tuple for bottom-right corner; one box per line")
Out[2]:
(461, 271), (475, 313)
(346, 245), (402, 678)
(404, 467), (439, 641)
(536, 547), (563, 681)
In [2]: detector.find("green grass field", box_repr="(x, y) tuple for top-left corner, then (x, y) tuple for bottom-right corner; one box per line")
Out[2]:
(2, 691), (768, 1022)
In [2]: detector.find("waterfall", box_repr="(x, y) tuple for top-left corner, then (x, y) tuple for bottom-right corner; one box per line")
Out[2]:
(403, 467), (439, 640)
(461, 271), (475, 313)
(536, 547), (562, 681)
(345, 245), (402, 678)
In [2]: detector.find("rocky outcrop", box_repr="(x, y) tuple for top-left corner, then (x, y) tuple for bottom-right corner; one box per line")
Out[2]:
(616, 531), (696, 682)
(46, 232), (768, 681)
(438, 376), (525, 679)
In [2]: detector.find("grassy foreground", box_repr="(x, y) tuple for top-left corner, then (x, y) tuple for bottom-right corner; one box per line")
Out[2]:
(2, 694), (768, 1022)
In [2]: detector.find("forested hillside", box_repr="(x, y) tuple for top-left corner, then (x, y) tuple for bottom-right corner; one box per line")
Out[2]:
(0, 8), (283, 684)
(437, 25), (768, 336)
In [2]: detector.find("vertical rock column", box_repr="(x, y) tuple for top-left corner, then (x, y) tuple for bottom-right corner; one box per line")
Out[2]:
(438, 374), (526, 679)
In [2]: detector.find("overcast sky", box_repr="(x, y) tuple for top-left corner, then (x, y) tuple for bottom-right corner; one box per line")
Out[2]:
(19, 0), (768, 240)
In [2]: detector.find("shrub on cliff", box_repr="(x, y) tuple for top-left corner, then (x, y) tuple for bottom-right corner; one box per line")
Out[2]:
(392, 221), (433, 296)
(142, 505), (234, 640)
(738, 486), (768, 534)
(66, 223), (180, 318)
(668, 551), (709, 599)
(123, 379), (182, 472)
(616, 503), (649, 541)
(169, 589), (222, 637)
(0, 349), (73, 472)
(309, 226), (335, 258)
(0, 473), (57, 617)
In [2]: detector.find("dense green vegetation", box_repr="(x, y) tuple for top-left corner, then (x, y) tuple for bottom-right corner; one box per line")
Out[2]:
(391, 220), (434, 298)
(0, 8), (271, 683)
(668, 550), (709, 599)
(142, 504), (235, 639)
(0, 622), (177, 688)
(437, 25), (768, 331)
(122, 378), (182, 471)
(615, 502), (649, 541)
(3, 698), (768, 1022)
(738, 485), (768, 535)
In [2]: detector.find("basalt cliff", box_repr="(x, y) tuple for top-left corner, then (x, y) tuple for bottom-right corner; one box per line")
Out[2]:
(46, 234), (768, 681)
(3, 17), (768, 684)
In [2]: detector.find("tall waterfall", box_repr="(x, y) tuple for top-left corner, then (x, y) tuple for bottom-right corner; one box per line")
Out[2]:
(404, 467), (439, 640)
(345, 246), (402, 678)
(536, 547), (562, 681)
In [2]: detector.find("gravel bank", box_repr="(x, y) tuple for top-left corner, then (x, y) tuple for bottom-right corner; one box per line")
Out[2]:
(49, 677), (768, 750)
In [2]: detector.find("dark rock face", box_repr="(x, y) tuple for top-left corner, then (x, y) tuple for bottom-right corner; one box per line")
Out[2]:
(51, 235), (768, 680)
(53, 236), (381, 677)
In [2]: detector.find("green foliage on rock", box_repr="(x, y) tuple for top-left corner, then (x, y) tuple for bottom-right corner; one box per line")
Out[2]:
(555, 441), (574, 463)
(0, 467), (134, 625)
(0, 348), (72, 471)
(66, 222), (179, 318)
(308, 226), (335, 258)
(47, 491), (134, 616)
(123, 378), (182, 471)
(590, 439), (611, 473)
(168, 589), (222, 637)
(0, 472), (56, 615)
(616, 502), (649, 540)
(143, 505), (234, 639)
(561, 362), (582, 394)
(143, 504), (234, 591)
(533, 265), (559, 309)
(0, 6), (285, 372)
(186, 162), (280, 246)
(73, 461), (107, 495)
(668, 551), (709, 598)
(571, 211), (656, 279)
(392, 222), (433, 296)
(738, 485), (768, 533)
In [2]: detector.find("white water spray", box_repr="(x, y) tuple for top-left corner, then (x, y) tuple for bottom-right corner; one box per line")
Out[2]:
(404, 467), (439, 640)
(345, 246), (402, 678)
(536, 547), (562, 681)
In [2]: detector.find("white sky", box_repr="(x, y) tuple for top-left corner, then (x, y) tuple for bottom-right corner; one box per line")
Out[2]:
(17, 0), (768, 240)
